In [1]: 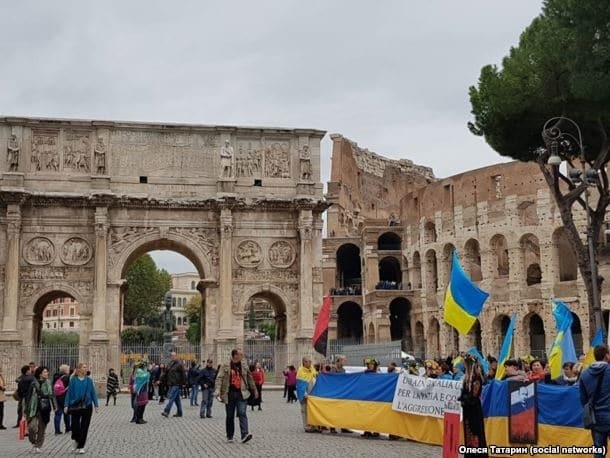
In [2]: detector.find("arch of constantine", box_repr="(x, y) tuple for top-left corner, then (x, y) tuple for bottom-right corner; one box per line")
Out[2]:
(0, 117), (326, 377)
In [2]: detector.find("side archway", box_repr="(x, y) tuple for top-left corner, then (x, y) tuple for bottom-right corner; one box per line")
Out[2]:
(337, 301), (363, 342)
(427, 317), (440, 359)
(389, 297), (412, 349)
(238, 285), (292, 343)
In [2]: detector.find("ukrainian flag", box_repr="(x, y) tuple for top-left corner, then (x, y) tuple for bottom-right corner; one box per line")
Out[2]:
(443, 250), (489, 335)
(584, 328), (604, 368)
(548, 300), (577, 379)
(495, 313), (517, 381)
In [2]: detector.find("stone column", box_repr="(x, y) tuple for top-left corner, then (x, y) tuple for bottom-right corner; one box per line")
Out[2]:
(218, 208), (233, 337)
(1, 204), (22, 340)
(298, 209), (314, 338)
(91, 207), (109, 341)
(508, 244), (523, 303)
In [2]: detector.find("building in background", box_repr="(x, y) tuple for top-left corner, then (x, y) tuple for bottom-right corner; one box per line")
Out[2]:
(41, 297), (83, 331)
(163, 272), (201, 336)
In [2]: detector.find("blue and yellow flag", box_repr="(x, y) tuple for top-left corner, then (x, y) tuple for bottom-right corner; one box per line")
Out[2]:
(495, 313), (517, 381)
(443, 250), (489, 335)
(548, 300), (577, 379)
(584, 328), (604, 368)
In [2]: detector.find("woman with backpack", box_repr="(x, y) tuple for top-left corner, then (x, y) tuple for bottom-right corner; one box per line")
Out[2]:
(64, 363), (98, 454)
(26, 366), (56, 453)
(52, 365), (71, 434)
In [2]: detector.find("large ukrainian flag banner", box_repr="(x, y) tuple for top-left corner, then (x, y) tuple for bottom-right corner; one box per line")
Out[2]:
(308, 374), (592, 457)
(548, 300), (577, 379)
(444, 250), (489, 335)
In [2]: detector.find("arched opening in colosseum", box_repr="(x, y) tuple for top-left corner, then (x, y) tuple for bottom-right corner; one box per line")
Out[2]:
(520, 234), (542, 286)
(553, 228), (577, 281)
(442, 243), (456, 286)
(427, 317), (440, 358)
(490, 234), (510, 278)
(571, 313), (583, 356)
(243, 292), (287, 344)
(336, 244), (362, 288)
(368, 322), (376, 343)
(464, 239), (482, 281)
(414, 321), (425, 358)
(33, 291), (80, 347)
(492, 314), (512, 355)
(424, 221), (437, 244)
(412, 252), (422, 289)
(378, 256), (402, 288)
(425, 249), (438, 292)
(527, 313), (546, 358)
(337, 301), (363, 342)
(378, 232), (401, 251)
(469, 320), (482, 352)
(389, 297), (412, 347)
(451, 326), (460, 354)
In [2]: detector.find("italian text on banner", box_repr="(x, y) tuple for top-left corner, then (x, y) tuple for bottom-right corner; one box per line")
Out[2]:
(392, 374), (462, 418)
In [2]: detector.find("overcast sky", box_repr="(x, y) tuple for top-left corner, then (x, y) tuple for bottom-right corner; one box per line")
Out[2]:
(1, 1), (544, 273)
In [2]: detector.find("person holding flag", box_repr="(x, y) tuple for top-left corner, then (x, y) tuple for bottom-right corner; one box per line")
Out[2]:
(548, 300), (578, 380)
(495, 313), (517, 381)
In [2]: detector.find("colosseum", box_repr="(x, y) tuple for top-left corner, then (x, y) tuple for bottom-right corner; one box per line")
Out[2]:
(322, 134), (610, 360)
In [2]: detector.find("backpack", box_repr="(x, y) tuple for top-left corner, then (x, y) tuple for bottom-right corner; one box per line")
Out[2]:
(53, 376), (67, 397)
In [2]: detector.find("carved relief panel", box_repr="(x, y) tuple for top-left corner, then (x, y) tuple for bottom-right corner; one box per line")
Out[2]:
(60, 237), (93, 265)
(63, 130), (91, 173)
(108, 226), (157, 266)
(31, 131), (59, 172)
(235, 240), (262, 268)
(23, 237), (55, 265)
(264, 141), (291, 178)
(267, 240), (296, 268)
(235, 140), (263, 178)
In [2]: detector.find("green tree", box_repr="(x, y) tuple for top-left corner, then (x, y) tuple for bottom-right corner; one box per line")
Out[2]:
(120, 326), (164, 345)
(185, 295), (202, 344)
(259, 321), (276, 341)
(123, 255), (172, 326)
(42, 331), (80, 345)
(468, 0), (610, 338)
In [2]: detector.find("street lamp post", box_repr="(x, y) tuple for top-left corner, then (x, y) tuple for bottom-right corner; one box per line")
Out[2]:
(542, 116), (604, 336)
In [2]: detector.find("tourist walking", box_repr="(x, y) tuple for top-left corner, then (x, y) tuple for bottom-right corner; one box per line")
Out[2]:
(14, 365), (35, 429)
(0, 367), (6, 430)
(215, 349), (257, 443)
(285, 365), (297, 403)
(26, 366), (56, 453)
(133, 361), (150, 424)
(157, 364), (167, 403)
(188, 361), (200, 407)
(251, 362), (265, 411)
(199, 359), (217, 419)
(64, 363), (99, 454)
(106, 368), (120, 406)
(161, 352), (186, 418)
(52, 364), (71, 434)
(579, 344), (610, 458)
(296, 356), (317, 433)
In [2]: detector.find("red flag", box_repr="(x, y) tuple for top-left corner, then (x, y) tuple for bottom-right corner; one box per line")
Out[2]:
(313, 293), (332, 356)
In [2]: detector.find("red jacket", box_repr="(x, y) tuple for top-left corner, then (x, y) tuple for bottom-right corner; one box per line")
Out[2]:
(252, 369), (265, 385)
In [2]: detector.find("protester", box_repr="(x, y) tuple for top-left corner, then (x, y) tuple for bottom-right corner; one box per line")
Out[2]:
(501, 360), (528, 382)
(528, 359), (550, 383)
(134, 361), (150, 424)
(579, 343), (610, 457)
(554, 362), (578, 386)
(361, 358), (380, 438)
(161, 352), (186, 418)
(188, 361), (200, 407)
(487, 357), (498, 380)
(459, 355), (488, 458)
(128, 367), (137, 423)
(296, 356), (317, 433)
(0, 367), (6, 430)
(106, 368), (120, 407)
(250, 362), (265, 411)
(14, 365), (35, 428)
(199, 359), (217, 419)
(26, 366), (56, 453)
(286, 365), (297, 403)
(215, 349), (257, 443)
(52, 364), (71, 434)
(64, 363), (99, 454)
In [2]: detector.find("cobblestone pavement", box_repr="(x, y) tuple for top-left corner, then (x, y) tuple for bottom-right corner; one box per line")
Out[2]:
(0, 391), (440, 457)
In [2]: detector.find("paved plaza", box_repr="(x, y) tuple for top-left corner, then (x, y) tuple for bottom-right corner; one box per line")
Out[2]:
(0, 390), (439, 457)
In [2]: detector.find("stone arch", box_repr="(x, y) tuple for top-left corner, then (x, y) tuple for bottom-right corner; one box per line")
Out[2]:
(337, 301), (363, 342)
(110, 232), (211, 283)
(389, 297), (412, 348)
(525, 313), (546, 358)
(378, 232), (401, 251)
(239, 285), (290, 343)
(520, 233), (541, 285)
(336, 243), (362, 288)
(464, 238), (482, 281)
(414, 321), (425, 358)
(367, 322), (376, 343)
(378, 256), (401, 286)
(30, 285), (87, 346)
(492, 314), (512, 355)
(424, 221), (436, 244)
(427, 317), (440, 359)
(490, 234), (509, 278)
(571, 313), (583, 357)
(412, 251), (422, 289)
(552, 228), (577, 281)
(424, 249), (438, 292)
(441, 243), (455, 286)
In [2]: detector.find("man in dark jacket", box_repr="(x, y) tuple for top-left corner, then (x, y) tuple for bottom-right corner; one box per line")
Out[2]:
(199, 359), (217, 418)
(188, 361), (200, 407)
(14, 365), (35, 428)
(161, 352), (186, 418)
(579, 344), (610, 457)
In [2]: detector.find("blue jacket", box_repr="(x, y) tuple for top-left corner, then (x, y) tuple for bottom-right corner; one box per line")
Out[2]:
(188, 367), (200, 385)
(579, 362), (610, 425)
(64, 376), (99, 409)
(199, 367), (217, 389)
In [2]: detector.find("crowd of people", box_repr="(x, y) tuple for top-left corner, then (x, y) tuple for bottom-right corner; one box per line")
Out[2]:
(329, 285), (362, 296)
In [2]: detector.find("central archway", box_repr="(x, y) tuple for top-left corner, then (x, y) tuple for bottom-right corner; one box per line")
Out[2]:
(337, 301), (363, 343)
(389, 297), (411, 347)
